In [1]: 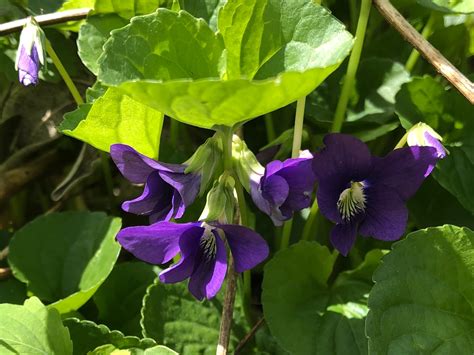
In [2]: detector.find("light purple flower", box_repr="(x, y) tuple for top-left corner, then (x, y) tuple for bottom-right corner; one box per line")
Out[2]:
(312, 134), (439, 256)
(17, 44), (40, 86)
(117, 221), (269, 300)
(406, 122), (446, 159)
(251, 152), (316, 226)
(111, 144), (200, 223)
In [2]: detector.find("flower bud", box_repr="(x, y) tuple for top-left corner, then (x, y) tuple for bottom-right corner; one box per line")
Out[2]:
(232, 135), (265, 192)
(407, 122), (446, 158)
(200, 173), (236, 224)
(15, 17), (46, 86)
(185, 134), (224, 195)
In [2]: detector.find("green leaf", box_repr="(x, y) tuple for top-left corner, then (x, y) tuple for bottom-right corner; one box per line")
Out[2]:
(141, 280), (246, 354)
(416, 0), (474, 13)
(263, 242), (383, 354)
(93, 262), (158, 336)
(58, 0), (160, 19)
(179, 0), (225, 30)
(78, 14), (128, 75)
(434, 144), (474, 214)
(60, 88), (163, 158)
(0, 278), (27, 305)
(366, 225), (474, 354)
(98, 3), (353, 129)
(8, 212), (121, 313)
(0, 297), (73, 354)
(90, 344), (177, 355)
(64, 318), (157, 355)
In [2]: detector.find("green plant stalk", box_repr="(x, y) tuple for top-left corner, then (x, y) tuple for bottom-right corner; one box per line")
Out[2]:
(331, 0), (372, 133)
(279, 96), (306, 250)
(405, 13), (436, 72)
(264, 113), (276, 142)
(394, 132), (408, 149)
(45, 40), (84, 105)
(301, 197), (319, 241)
(169, 118), (180, 148)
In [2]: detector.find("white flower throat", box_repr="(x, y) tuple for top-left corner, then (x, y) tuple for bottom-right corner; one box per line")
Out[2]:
(337, 181), (366, 221)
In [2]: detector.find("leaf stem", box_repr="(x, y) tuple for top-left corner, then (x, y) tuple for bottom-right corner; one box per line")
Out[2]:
(217, 257), (237, 355)
(331, 0), (371, 133)
(302, 197), (319, 241)
(264, 113), (276, 142)
(45, 40), (84, 105)
(279, 96), (306, 250)
(405, 12), (436, 72)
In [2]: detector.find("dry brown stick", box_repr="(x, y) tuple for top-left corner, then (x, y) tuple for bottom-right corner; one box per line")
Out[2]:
(216, 257), (238, 355)
(234, 317), (265, 354)
(0, 8), (91, 36)
(373, 0), (474, 104)
(0, 150), (64, 205)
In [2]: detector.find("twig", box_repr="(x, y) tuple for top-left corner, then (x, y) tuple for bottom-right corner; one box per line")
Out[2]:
(0, 149), (64, 205)
(216, 257), (238, 355)
(373, 0), (474, 104)
(0, 267), (12, 280)
(234, 317), (265, 354)
(0, 8), (91, 36)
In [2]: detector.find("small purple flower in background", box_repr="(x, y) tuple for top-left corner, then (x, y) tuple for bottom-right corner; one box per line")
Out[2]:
(111, 144), (200, 223)
(15, 17), (46, 86)
(117, 221), (269, 300)
(251, 151), (316, 226)
(407, 122), (446, 159)
(312, 134), (440, 256)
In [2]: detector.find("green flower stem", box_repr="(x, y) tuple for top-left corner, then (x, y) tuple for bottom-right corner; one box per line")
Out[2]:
(279, 96), (307, 250)
(405, 13), (436, 73)
(169, 118), (179, 147)
(45, 40), (84, 105)
(301, 197), (319, 241)
(264, 113), (276, 142)
(331, 0), (371, 133)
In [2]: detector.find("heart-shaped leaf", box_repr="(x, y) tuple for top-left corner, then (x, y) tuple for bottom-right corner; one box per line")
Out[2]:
(98, 1), (353, 129)
(0, 297), (73, 354)
(8, 212), (121, 313)
(262, 241), (382, 354)
(367, 225), (474, 354)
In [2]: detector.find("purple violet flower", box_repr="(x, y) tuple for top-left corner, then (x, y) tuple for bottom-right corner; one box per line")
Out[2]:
(111, 144), (200, 223)
(15, 17), (46, 87)
(251, 151), (316, 226)
(406, 122), (446, 159)
(312, 134), (440, 256)
(117, 221), (269, 300)
(17, 44), (40, 86)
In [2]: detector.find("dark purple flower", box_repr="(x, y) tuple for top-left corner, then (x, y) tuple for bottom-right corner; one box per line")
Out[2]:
(312, 134), (439, 256)
(17, 44), (40, 86)
(250, 151), (316, 226)
(111, 144), (200, 223)
(117, 221), (269, 300)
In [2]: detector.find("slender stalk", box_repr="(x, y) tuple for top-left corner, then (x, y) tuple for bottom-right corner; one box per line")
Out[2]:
(331, 0), (372, 133)
(100, 152), (116, 212)
(279, 96), (306, 250)
(0, 8), (91, 36)
(45, 40), (84, 105)
(234, 317), (265, 354)
(217, 127), (239, 355)
(394, 132), (408, 149)
(169, 118), (179, 147)
(405, 13), (436, 72)
(217, 256), (237, 355)
(301, 197), (319, 241)
(264, 113), (276, 142)
(373, 0), (474, 104)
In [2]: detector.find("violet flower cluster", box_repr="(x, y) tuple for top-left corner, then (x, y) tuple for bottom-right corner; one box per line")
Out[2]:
(111, 129), (442, 299)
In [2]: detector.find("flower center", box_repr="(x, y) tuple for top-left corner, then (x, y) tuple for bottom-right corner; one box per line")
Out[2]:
(200, 225), (217, 262)
(337, 181), (366, 221)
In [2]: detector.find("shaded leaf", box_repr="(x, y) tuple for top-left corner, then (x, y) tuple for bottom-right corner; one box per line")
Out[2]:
(367, 225), (474, 354)
(8, 212), (121, 313)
